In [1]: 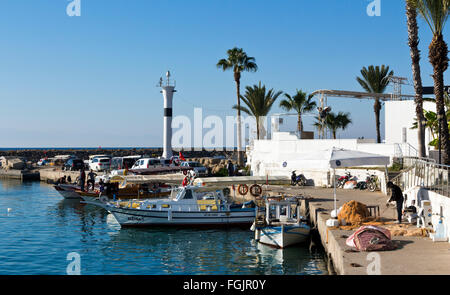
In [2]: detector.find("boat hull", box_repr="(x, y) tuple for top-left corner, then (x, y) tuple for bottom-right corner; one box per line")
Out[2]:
(106, 206), (257, 227)
(257, 224), (310, 248)
(53, 185), (81, 199)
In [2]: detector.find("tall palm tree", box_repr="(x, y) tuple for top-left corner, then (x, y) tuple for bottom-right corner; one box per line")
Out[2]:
(217, 48), (258, 166)
(232, 82), (282, 140)
(407, 0), (450, 164)
(313, 115), (325, 139)
(279, 90), (317, 133)
(406, 0), (426, 158)
(356, 65), (394, 143)
(325, 112), (353, 139)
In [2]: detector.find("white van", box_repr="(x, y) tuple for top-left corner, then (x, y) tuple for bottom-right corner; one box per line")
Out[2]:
(131, 158), (162, 169)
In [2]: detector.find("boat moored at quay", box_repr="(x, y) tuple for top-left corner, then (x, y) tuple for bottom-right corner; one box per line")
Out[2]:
(93, 185), (259, 227)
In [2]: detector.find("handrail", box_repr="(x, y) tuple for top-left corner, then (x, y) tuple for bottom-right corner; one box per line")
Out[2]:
(391, 157), (450, 198)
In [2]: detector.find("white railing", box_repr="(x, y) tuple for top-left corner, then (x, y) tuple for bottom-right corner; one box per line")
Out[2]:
(392, 158), (450, 198)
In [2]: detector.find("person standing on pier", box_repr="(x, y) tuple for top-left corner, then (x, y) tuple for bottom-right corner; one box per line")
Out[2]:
(227, 160), (234, 176)
(386, 181), (404, 224)
(80, 169), (86, 192)
(87, 170), (97, 191)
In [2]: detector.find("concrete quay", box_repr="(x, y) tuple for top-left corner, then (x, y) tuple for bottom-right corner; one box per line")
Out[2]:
(0, 169), (40, 181)
(264, 185), (450, 275)
(0, 167), (105, 183)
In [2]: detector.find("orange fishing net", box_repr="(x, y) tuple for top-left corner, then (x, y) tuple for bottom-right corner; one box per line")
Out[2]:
(337, 200), (370, 226)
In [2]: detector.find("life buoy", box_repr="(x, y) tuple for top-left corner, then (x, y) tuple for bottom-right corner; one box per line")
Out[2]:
(238, 184), (249, 195)
(249, 184), (262, 197)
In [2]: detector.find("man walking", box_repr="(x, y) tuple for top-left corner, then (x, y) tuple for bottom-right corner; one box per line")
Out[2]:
(386, 181), (404, 224)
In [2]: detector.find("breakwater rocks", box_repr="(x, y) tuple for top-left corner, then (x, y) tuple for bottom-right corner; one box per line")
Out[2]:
(0, 149), (239, 164)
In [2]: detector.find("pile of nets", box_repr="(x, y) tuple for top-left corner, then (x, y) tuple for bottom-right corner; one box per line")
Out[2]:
(337, 200), (370, 225)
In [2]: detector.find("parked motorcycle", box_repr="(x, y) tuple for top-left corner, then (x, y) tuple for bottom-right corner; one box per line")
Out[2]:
(336, 171), (352, 188)
(355, 173), (378, 191)
(291, 171), (307, 186)
(365, 173), (378, 192)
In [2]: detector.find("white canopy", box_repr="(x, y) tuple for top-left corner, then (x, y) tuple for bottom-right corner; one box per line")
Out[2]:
(328, 148), (390, 168)
(327, 147), (390, 224)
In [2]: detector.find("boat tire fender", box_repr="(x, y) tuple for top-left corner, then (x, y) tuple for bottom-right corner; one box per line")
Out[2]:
(238, 184), (248, 195)
(249, 184), (262, 197)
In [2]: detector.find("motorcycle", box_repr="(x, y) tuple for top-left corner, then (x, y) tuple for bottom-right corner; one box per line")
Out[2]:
(291, 171), (307, 186)
(355, 173), (378, 191)
(336, 171), (352, 188)
(365, 173), (378, 192)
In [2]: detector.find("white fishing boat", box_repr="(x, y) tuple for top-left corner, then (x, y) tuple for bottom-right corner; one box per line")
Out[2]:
(251, 197), (310, 248)
(90, 185), (258, 227)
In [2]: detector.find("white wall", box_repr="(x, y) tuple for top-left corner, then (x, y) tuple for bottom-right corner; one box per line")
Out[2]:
(385, 100), (436, 155)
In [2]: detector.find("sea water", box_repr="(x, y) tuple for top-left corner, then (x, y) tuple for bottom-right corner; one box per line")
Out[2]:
(0, 179), (327, 275)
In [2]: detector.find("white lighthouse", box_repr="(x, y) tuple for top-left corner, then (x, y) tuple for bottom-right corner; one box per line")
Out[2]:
(159, 71), (176, 159)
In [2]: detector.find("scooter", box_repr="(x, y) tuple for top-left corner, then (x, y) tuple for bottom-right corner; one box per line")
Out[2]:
(291, 171), (307, 186)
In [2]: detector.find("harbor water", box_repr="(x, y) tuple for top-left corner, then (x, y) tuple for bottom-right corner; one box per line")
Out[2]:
(0, 179), (327, 275)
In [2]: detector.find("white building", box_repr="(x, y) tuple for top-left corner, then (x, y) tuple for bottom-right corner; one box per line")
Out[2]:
(385, 99), (436, 156)
(246, 94), (437, 186)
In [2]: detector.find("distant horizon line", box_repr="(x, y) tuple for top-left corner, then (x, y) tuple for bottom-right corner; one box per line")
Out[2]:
(0, 147), (239, 151)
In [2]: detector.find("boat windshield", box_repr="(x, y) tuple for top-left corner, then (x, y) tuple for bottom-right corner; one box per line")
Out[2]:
(170, 188), (184, 200)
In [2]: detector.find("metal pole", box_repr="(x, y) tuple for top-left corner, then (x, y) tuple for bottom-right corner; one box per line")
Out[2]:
(333, 168), (337, 215)
(439, 114), (442, 165)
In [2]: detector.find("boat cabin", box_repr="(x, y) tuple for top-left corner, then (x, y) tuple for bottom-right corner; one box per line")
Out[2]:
(119, 186), (230, 212)
(265, 198), (302, 225)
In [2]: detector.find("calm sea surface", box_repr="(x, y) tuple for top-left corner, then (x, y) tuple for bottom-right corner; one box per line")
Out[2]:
(0, 179), (327, 275)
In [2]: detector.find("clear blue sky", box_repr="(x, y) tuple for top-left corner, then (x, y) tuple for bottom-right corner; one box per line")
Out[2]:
(0, 0), (449, 147)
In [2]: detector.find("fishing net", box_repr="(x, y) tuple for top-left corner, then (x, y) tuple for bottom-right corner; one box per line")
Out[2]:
(337, 200), (370, 225)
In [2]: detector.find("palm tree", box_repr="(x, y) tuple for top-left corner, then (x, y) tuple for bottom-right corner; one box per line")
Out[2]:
(232, 82), (282, 140)
(356, 65), (394, 143)
(325, 112), (353, 139)
(279, 90), (317, 133)
(407, 0), (450, 164)
(313, 115), (325, 139)
(406, 0), (426, 158)
(411, 93), (450, 149)
(217, 48), (258, 166)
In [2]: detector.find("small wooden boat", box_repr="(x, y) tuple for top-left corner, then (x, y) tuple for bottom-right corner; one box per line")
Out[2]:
(251, 197), (310, 248)
(53, 184), (82, 199)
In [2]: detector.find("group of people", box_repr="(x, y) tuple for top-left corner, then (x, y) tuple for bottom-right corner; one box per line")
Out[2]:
(79, 169), (98, 192)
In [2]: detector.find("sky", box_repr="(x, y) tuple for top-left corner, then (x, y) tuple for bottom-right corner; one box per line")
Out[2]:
(0, 0), (449, 148)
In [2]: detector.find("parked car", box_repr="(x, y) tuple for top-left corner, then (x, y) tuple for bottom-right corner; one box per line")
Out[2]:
(180, 161), (208, 176)
(131, 158), (163, 170)
(89, 157), (111, 172)
(63, 158), (85, 171)
(37, 158), (49, 166)
(111, 156), (142, 170)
